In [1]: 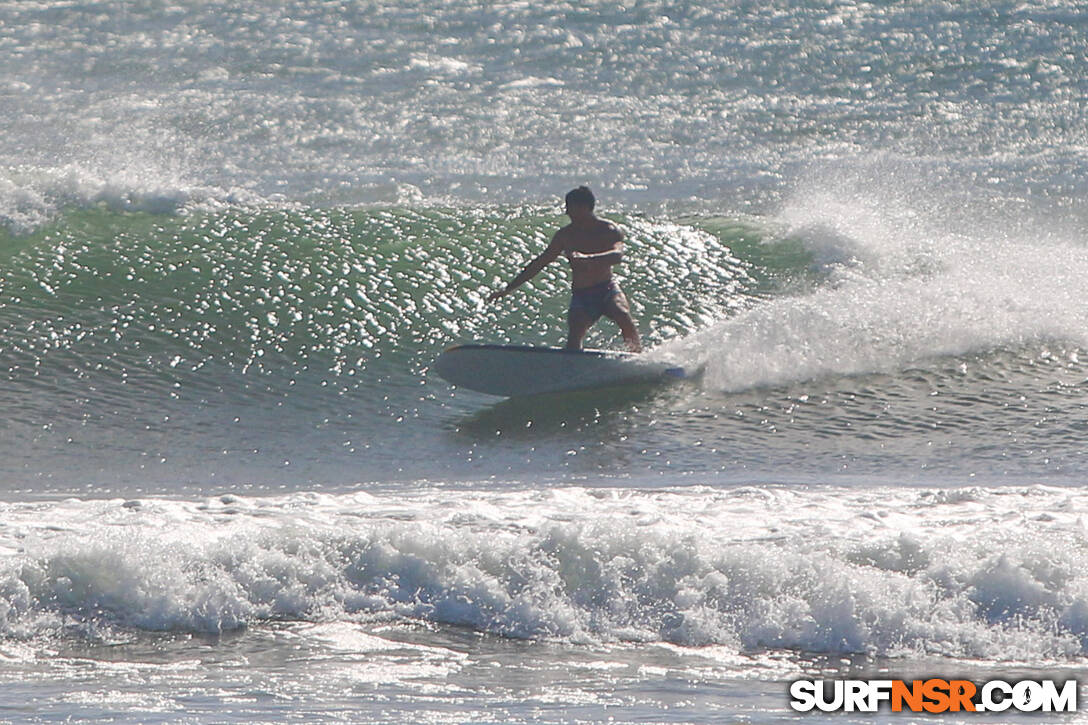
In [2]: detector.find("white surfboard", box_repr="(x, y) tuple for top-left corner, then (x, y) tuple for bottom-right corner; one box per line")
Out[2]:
(434, 344), (687, 397)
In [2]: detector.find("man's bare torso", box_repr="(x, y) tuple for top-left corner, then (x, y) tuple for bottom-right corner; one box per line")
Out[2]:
(555, 218), (623, 290)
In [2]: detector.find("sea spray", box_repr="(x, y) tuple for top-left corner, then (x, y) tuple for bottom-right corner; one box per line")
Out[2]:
(658, 162), (1088, 391)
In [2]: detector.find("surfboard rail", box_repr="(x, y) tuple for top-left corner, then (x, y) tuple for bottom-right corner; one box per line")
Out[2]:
(434, 343), (686, 397)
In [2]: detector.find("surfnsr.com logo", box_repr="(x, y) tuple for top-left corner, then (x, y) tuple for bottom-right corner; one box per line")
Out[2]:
(789, 679), (1078, 714)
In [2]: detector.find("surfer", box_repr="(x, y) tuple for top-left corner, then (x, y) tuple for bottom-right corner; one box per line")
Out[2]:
(487, 186), (642, 352)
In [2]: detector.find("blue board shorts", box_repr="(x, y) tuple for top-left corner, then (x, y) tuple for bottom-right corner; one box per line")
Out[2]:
(568, 280), (622, 322)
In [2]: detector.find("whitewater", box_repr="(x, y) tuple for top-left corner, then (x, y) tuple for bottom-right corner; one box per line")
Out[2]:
(2, 0), (1088, 722)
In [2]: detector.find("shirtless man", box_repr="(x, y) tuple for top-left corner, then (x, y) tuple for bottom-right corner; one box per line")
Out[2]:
(487, 186), (642, 352)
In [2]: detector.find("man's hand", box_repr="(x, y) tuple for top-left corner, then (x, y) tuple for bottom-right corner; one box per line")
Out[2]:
(487, 287), (508, 303)
(569, 244), (623, 266)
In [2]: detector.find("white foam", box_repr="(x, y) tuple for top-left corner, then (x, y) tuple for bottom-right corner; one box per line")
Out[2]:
(0, 164), (264, 234)
(2, 485), (1087, 662)
(408, 55), (479, 75)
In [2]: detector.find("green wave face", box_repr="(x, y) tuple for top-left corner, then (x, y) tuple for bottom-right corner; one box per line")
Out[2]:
(0, 206), (753, 383)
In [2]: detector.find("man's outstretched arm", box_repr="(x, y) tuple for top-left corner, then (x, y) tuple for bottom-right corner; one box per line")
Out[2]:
(487, 235), (564, 302)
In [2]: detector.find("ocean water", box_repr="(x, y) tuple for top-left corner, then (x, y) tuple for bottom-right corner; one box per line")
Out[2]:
(2, 0), (1088, 722)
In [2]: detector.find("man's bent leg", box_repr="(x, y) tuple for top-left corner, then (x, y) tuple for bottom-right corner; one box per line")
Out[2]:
(567, 307), (595, 349)
(603, 292), (641, 352)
